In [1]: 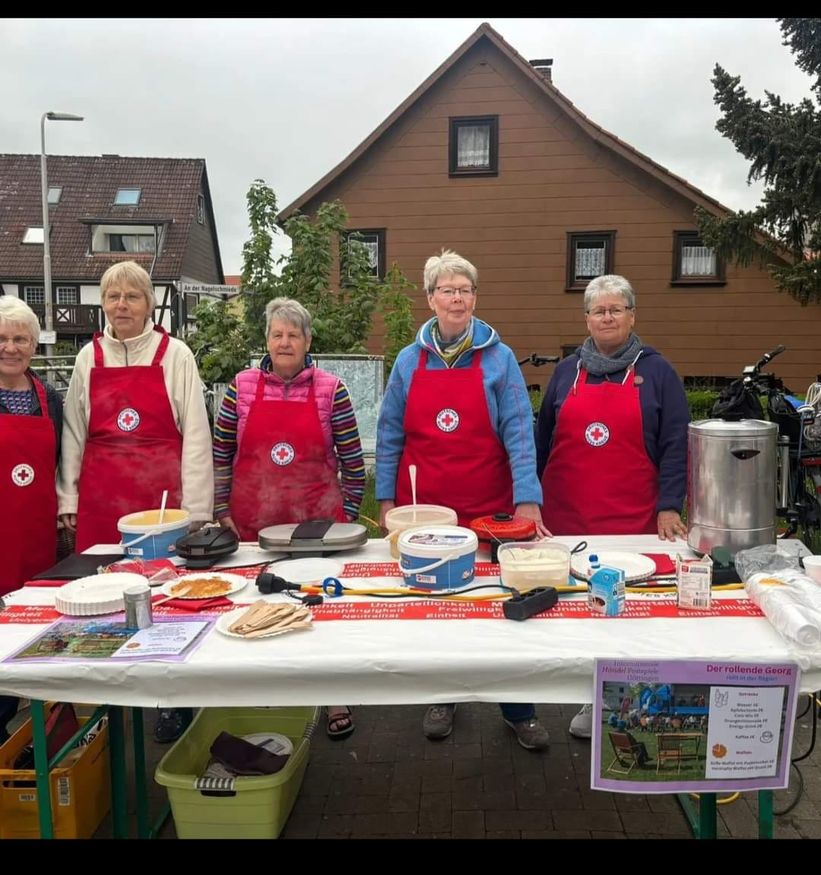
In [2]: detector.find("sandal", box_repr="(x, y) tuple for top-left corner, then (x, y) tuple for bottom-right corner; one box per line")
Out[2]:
(326, 706), (355, 740)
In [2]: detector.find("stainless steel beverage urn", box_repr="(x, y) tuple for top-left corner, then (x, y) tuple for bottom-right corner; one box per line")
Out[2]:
(687, 419), (778, 556)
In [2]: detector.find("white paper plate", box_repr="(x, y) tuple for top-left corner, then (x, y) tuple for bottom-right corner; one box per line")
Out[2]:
(271, 557), (343, 585)
(242, 732), (293, 757)
(570, 551), (656, 583)
(160, 572), (248, 600)
(55, 572), (150, 616)
(215, 606), (313, 640)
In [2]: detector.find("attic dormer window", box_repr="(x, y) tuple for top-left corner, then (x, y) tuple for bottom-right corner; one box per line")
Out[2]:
(449, 116), (498, 177)
(114, 188), (141, 206)
(22, 227), (44, 244)
(47, 186), (62, 206)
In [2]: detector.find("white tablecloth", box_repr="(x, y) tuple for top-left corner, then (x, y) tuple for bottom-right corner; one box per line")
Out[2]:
(1, 536), (818, 707)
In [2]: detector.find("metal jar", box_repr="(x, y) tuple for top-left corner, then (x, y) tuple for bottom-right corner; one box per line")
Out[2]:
(687, 419), (778, 556)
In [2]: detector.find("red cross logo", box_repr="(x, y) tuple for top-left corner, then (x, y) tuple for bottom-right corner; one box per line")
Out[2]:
(585, 421), (610, 447)
(11, 463), (35, 487)
(271, 441), (295, 466)
(117, 407), (140, 432)
(436, 408), (460, 433)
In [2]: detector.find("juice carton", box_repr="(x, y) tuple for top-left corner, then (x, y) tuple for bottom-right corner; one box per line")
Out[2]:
(588, 565), (625, 616)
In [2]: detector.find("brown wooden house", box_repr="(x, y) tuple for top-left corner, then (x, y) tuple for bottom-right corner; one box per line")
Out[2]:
(279, 23), (821, 390)
(0, 154), (225, 347)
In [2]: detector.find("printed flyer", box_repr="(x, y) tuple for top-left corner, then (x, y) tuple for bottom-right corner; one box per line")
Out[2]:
(591, 658), (799, 793)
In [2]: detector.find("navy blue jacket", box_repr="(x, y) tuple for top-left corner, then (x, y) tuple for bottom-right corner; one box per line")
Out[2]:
(535, 346), (689, 513)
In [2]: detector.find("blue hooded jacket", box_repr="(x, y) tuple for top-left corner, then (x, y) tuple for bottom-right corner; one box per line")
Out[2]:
(535, 345), (689, 513)
(376, 316), (542, 506)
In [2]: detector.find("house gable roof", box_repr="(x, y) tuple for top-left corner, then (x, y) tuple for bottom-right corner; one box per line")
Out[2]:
(278, 22), (734, 224)
(0, 154), (224, 283)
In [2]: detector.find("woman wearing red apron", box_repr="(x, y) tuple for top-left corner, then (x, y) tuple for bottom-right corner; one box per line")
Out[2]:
(58, 261), (214, 744)
(536, 274), (689, 739)
(0, 298), (63, 741)
(213, 297), (366, 740)
(376, 249), (550, 751)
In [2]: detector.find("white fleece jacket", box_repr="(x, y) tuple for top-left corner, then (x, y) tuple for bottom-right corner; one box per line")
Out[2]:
(58, 321), (214, 522)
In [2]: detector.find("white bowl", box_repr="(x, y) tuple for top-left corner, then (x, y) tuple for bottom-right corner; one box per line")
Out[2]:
(803, 555), (821, 584)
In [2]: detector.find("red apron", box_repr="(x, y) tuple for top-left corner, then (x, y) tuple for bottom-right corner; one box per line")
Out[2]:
(541, 363), (657, 535)
(396, 349), (514, 526)
(229, 371), (345, 540)
(75, 327), (183, 552)
(0, 377), (57, 593)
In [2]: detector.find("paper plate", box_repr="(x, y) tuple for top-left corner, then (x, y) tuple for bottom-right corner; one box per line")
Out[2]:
(55, 572), (150, 616)
(215, 606), (313, 640)
(570, 551), (656, 583)
(160, 572), (248, 600)
(242, 732), (293, 757)
(271, 557), (343, 585)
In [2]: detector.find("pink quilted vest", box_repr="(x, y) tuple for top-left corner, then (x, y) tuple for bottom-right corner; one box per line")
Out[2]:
(234, 365), (340, 474)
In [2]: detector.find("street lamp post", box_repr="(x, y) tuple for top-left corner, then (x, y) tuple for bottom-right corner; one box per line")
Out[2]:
(40, 111), (83, 358)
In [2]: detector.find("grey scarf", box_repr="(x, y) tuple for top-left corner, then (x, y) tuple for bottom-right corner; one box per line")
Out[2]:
(578, 333), (643, 376)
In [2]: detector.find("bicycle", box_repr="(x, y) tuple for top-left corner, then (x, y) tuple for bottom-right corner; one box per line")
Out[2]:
(712, 345), (821, 550)
(518, 352), (560, 422)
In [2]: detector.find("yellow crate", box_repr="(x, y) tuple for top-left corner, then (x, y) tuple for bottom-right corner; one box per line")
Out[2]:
(0, 707), (111, 839)
(155, 706), (318, 839)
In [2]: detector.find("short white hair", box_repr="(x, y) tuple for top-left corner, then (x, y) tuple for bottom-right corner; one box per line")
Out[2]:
(423, 249), (478, 295)
(264, 297), (313, 338)
(0, 296), (40, 345)
(584, 275), (635, 311)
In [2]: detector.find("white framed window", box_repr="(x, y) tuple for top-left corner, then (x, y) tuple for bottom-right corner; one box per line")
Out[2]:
(47, 186), (63, 205)
(197, 194), (205, 225)
(22, 227), (44, 244)
(56, 286), (79, 305)
(24, 286), (45, 305)
(91, 224), (163, 254)
(114, 188), (141, 206)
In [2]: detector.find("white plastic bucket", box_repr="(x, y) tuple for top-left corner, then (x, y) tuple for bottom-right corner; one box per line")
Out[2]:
(118, 508), (191, 559)
(398, 525), (478, 592)
(384, 505), (457, 559)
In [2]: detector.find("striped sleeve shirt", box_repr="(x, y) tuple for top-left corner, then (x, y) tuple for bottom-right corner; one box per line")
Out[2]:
(213, 377), (366, 521)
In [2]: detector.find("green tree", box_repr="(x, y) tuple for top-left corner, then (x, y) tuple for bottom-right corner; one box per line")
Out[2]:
(187, 299), (251, 384)
(696, 18), (821, 305)
(380, 262), (416, 373)
(237, 179), (415, 358)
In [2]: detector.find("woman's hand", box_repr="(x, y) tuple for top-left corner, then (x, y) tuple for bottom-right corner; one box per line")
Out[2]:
(189, 520), (207, 534)
(378, 500), (396, 530)
(657, 510), (687, 541)
(514, 502), (552, 538)
(60, 513), (77, 533)
(218, 516), (240, 538)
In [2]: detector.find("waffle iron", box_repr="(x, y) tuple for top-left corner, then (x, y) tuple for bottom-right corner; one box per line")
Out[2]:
(258, 519), (368, 555)
(175, 526), (240, 569)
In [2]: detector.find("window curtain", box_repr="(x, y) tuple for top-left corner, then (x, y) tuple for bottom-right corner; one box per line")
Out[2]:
(682, 244), (716, 276)
(576, 244), (606, 280)
(457, 125), (490, 167)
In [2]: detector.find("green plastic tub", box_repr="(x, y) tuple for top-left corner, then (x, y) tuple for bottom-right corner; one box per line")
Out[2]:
(154, 706), (319, 839)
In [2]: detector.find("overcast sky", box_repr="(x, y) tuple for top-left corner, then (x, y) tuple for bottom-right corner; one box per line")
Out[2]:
(1, 18), (814, 276)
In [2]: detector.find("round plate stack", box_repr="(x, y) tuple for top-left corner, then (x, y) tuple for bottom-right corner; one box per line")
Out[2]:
(55, 572), (150, 616)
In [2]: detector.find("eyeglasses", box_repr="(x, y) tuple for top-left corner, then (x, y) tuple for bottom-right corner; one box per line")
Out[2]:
(434, 286), (476, 298)
(0, 335), (33, 349)
(104, 292), (144, 305)
(587, 306), (633, 319)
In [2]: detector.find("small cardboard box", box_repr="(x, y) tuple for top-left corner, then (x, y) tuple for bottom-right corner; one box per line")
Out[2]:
(588, 566), (625, 616)
(677, 554), (713, 610)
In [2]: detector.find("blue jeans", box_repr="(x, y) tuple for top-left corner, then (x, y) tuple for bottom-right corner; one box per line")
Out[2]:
(498, 702), (535, 723)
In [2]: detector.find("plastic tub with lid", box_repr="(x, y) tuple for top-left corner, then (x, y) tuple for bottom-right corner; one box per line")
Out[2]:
(397, 525), (477, 591)
(497, 541), (571, 592)
(384, 505), (457, 559)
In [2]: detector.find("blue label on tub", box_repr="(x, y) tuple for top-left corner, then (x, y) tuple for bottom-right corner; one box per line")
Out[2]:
(401, 551), (476, 591)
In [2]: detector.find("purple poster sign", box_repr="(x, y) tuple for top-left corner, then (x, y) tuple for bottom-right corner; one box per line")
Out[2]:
(591, 658), (800, 794)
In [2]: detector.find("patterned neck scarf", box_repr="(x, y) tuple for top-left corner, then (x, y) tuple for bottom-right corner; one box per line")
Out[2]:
(431, 319), (474, 367)
(579, 333), (643, 376)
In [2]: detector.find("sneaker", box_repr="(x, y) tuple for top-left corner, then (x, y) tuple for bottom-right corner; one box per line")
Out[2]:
(569, 703), (593, 739)
(153, 708), (193, 744)
(504, 716), (550, 750)
(422, 704), (456, 739)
